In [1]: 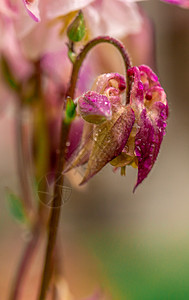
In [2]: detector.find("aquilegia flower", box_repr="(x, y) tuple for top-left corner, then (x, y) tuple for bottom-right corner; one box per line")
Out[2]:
(65, 65), (168, 190)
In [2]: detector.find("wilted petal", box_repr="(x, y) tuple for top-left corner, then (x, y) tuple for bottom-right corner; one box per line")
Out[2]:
(23, 0), (40, 22)
(134, 102), (168, 191)
(128, 64), (168, 190)
(80, 105), (135, 185)
(78, 91), (112, 124)
(128, 66), (144, 108)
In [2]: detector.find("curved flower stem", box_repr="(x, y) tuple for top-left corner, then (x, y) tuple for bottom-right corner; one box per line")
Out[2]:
(67, 36), (132, 104)
(38, 35), (132, 300)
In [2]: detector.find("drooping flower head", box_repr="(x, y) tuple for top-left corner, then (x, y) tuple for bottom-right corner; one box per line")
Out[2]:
(113, 65), (168, 190)
(65, 65), (168, 191)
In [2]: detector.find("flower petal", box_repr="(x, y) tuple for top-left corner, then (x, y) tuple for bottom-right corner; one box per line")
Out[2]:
(78, 91), (112, 124)
(134, 104), (168, 191)
(94, 73), (126, 94)
(80, 105), (135, 185)
(23, 0), (40, 22)
(47, 0), (94, 19)
(128, 66), (144, 108)
(84, 0), (142, 38)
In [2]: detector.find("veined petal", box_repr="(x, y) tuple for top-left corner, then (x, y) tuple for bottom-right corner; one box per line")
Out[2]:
(128, 66), (144, 108)
(23, 0), (40, 22)
(134, 103), (167, 191)
(80, 105), (135, 185)
(78, 91), (112, 124)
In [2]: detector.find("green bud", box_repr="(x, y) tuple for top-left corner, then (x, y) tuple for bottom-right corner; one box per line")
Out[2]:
(67, 10), (86, 42)
(68, 49), (76, 64)
(65, 97), (76, 124)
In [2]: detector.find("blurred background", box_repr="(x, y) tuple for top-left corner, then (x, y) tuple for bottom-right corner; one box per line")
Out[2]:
(1, 1), (189, 299)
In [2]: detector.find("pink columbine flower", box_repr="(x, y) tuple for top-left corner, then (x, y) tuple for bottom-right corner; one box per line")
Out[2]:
(65, 66), (168, 190)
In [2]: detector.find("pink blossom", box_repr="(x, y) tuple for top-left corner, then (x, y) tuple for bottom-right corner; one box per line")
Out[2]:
(65, 66), (168, 190)
(47, 0), (143, 38)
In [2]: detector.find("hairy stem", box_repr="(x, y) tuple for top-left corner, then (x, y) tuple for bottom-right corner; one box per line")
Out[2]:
(67, 36), (132, 103)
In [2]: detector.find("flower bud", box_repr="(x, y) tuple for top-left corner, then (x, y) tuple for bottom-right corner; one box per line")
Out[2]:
(67, 10), (86, 42)
(78, 91), (112, 124)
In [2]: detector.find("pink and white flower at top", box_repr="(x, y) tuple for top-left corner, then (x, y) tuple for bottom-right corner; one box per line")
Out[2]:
(0, 0), (144, 64)
(161, 0), (189, 7)
(65, 66), (168, 191)
(13, 0), (143, 42)
(47, 0), (143, 38)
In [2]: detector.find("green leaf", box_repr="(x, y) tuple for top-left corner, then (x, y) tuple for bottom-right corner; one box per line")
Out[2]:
(67, 10), (86, 42)
(1, 56), (20, 91)
(65, 97), (76, 124)
(68, 49), (76, 64)
(6, 191), (28, 224)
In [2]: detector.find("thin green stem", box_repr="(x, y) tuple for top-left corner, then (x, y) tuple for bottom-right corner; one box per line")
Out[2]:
(67, 36), (132, 103)
(38, 121), (70, 300)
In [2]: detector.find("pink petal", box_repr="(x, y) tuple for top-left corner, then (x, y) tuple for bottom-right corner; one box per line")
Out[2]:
(78, 91), (112, 124)
(80, 105), (135, 185)
(23, 0), (40, 22)
(47, 0), (94, 19)
(84, 0), (142, 38)
(138, 65), (159, 84)
(134, 104), (168, 191)
(94, 73), (126, 94)
(128, 66), (144, 105)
